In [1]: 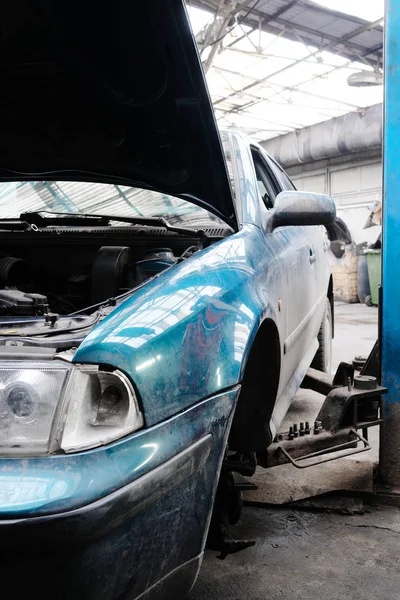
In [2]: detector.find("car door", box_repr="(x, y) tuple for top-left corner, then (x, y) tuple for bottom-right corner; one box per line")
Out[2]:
(266, 152), (329, 332)
(251, 146), (324, 391)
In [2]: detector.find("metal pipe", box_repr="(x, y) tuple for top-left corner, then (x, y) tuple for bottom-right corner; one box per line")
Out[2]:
(260, 103), (382, 167)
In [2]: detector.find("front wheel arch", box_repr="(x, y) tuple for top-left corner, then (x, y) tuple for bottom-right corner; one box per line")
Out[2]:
(229, 318), (281, 453)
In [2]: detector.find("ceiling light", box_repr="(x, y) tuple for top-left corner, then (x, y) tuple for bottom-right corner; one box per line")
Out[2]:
(347, 70), (383, 87)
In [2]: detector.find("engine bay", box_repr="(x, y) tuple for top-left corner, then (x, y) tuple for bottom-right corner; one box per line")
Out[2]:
(0, 230), (203, 318)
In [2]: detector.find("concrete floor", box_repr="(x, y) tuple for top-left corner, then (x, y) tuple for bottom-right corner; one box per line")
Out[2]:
(191, 504), (400, 600)
(331, 301), (378, 373)
(190, 302), (400, 600)
(280, 301), (380, 466)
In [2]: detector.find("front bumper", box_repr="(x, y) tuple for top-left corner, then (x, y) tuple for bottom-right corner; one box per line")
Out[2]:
(1, 435), (211, 547)
(0, 388), (239, 600)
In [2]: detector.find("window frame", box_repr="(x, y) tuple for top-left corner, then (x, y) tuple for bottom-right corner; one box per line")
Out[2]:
(220, 130), (243, 226)
(266, 154), (297, 192)
(250, 145), (281, 210)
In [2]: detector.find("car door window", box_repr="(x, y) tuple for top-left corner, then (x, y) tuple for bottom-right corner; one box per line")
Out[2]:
(250, 147), (278, 210)
(268, 157), (296, 191)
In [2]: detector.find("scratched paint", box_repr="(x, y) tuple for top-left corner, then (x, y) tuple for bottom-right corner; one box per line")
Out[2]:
(75, 135), (331, 426)
(0, 389), (238, 516)
(0, 131), (331, 513)
(0, 130), (332, 600)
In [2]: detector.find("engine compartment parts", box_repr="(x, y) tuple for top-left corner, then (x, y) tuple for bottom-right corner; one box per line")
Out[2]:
(0, 236), (203, 346)
(0, 256), (32, 287)
(0, 241), (196, 317)
(0, 290), (48, 316)
(20, 210), (211, 239)
(0, 313), (101, 343)
(136, 248), (177, 284)
(91, 246), (132, 304)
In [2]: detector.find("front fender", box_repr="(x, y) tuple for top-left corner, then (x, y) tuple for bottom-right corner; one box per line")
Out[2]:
(74, 227), (278, 425)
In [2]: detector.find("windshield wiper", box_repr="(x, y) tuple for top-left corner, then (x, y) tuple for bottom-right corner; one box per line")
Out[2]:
(20, 211), (208, 239)
(0, 219), (38, 231)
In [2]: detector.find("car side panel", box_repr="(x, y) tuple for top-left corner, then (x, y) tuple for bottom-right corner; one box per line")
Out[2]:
(229, 132), (328, 394)
(259, 148), (330, 378)
(227, 132), (296, 395)
(74, 226), (280, 426)
(278, 226), (328, 378)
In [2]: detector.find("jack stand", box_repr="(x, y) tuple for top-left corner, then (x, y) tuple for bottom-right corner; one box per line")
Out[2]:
(206, 462), (257, 559)
(259, 349), (386, 470)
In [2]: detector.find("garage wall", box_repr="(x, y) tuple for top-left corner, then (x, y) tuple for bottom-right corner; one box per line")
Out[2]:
(287, 154), (382, 243)
(289, 159), (382, 207)
(291, 171), (327, 194)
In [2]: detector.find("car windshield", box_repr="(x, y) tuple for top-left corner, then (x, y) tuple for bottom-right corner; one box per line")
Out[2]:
(0, 181), (226, 228)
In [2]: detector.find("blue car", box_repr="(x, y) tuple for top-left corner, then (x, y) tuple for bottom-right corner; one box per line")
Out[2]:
(0, 0), (336, 598)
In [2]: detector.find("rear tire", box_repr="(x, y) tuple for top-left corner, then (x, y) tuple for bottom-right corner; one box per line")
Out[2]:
(311, 298), (332, 373)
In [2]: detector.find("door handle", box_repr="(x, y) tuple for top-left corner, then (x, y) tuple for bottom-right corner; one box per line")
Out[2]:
(309, 248), (316, 264)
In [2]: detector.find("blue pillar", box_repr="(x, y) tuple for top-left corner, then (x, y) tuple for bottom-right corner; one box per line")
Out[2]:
(380, 0), (400, 486)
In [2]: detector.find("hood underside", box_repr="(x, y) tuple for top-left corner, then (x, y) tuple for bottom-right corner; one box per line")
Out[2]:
(0, 0), (236, 226)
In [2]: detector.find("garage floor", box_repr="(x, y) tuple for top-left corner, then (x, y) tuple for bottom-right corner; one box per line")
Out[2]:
(191, 503), (400, 600)
(190, 302), (400, 600)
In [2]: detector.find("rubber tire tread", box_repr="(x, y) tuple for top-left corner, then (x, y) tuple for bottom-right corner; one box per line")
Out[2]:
(311, 298), (332, 373)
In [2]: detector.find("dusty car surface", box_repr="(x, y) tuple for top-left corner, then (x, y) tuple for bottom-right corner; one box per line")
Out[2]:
(0, 1), (335, 599)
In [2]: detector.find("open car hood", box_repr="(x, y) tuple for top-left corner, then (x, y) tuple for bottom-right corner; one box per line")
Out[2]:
(0, 0), (236, 227)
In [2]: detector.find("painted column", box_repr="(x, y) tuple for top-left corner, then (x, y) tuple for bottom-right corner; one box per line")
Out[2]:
(380, 0), (400, 486)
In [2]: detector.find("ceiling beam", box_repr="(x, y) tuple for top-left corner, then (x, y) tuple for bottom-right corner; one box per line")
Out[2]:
(231, 20), (382, 66)
(224, 0), (299, 50)
(215, 104), (308, 129)
(215, 105), (298, 128)
(191, 0), (383, 64)
(250, 13), (384, 59)
(197, 0), (258, 72)
(215, 46), (370, 119)
(223, 46), (372, 71)
(212, 16), (382, 110)
(211, 65), (361, 110)
(198, 1), (239, 73)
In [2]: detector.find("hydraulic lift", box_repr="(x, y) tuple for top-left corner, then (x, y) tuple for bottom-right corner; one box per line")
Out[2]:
(209, 352), (386, 556)
(209, 345), (387, 557)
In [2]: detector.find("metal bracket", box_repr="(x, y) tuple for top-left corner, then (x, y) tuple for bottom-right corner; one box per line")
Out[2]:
(277, 430), (370, 469)
(316, 380), (386, 433)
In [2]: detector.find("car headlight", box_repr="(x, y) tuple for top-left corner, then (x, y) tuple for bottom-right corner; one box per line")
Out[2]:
(0, 362), (144, 456)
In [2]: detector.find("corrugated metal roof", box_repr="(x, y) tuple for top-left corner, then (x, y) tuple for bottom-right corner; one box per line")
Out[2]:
(188, 0), (383, 141)
(191, 0), (383, 64)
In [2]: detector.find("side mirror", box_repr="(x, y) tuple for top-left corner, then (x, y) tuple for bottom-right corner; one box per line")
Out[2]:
(268, 191), (336, 232)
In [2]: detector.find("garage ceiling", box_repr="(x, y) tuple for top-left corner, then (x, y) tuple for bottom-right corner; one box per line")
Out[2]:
(187, 0), (384, 141)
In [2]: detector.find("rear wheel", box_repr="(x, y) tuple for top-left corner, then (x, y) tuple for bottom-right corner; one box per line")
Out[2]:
(311, 298), (332, 373)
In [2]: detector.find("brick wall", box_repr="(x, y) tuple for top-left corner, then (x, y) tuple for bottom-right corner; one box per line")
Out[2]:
(331, 251), (359, 303)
